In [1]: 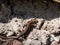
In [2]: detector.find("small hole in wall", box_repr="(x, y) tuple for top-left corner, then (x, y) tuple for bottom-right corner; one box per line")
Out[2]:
(19, 25), (21, 27)
(15, 20), (18, 22)
(58, 27), (60, 29)
(35, 38), (38, 40)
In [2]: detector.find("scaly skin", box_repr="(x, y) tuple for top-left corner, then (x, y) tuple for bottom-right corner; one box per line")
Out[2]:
(7, 18), (38, 39)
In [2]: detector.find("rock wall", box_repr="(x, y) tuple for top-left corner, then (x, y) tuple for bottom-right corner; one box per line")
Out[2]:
(0, 0), (60, 45)
(0, 0), (60, 23)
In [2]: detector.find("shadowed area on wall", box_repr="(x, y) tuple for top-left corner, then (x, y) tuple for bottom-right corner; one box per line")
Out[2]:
(0, 0), (60, 23)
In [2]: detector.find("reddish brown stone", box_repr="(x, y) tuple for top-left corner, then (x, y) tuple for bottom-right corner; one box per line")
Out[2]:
(12, 40), (23, 45)
(5, 40), (23, 45)
(51, 41), (59, 45)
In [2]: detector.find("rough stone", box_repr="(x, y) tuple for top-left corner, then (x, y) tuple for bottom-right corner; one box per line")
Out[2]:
(41, 18), (60, 31)
(24, 29), (50, 45)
